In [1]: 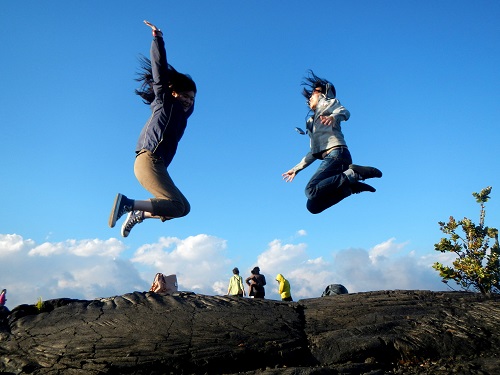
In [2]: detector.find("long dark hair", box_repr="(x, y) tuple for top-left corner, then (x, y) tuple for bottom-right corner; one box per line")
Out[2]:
(135, 55), (197, 105)
(301, 69), (336, 100)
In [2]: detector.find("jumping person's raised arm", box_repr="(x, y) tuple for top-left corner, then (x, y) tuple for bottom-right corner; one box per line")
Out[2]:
(144, 20), (169, 100)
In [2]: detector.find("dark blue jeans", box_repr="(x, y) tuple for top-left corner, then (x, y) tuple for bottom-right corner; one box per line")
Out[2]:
(305, 147), (353, 214)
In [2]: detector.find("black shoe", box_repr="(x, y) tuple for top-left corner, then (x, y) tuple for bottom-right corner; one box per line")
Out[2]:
(108, 193), (134, 228)
(349, 164), (382, 180)
(351, 182), (376, 194)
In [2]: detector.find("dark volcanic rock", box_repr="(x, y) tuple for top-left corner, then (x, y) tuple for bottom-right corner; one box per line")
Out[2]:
(1, 290), (499, 374)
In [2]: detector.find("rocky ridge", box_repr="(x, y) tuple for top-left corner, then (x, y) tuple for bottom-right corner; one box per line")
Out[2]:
(1, 290), (499, 374)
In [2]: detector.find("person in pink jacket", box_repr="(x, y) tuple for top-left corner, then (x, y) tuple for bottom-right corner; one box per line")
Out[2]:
(0, 289), (6, 307)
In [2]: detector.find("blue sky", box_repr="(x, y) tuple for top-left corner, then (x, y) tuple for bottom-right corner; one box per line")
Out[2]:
(1, 1), (499, 308)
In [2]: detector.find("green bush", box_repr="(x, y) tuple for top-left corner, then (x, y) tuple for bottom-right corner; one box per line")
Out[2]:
(433, 186), (499, 295)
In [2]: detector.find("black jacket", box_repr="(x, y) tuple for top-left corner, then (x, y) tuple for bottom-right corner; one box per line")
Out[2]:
(135, 36), (194, 167)
(246, 273), (266, 297)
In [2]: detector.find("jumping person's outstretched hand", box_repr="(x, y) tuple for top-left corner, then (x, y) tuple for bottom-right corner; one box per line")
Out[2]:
(282, 170), (296, 183)
(144, 20), (163, 36)
(320, 115), (334, 126)
(143, 20), (158, 30)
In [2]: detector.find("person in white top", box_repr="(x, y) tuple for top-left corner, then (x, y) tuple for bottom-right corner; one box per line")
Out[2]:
(282, 70), (382, 214)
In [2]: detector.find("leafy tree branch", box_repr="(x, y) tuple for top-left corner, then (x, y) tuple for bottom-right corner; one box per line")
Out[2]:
(433, 186), (499, 295)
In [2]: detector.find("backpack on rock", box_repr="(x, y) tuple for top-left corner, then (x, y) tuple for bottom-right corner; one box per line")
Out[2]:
(150, 273), (178, 294)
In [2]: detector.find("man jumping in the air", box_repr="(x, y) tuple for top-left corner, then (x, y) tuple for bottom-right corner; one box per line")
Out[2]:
(282, 70), (382, 214)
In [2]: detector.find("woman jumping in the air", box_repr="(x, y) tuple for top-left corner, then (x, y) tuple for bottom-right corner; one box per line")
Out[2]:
(282, 70), (382, 214)
(109, 20), (197, 237)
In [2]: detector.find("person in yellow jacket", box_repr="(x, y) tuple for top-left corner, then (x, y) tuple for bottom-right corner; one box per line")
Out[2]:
(275, 274), (293, 301)
(227, 267), (246, 297)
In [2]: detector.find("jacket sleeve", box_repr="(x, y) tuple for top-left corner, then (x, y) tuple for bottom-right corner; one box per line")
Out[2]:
(292, 151), (316, 173)
(150, 36), (170, 100)
(326, 99), (350, 122)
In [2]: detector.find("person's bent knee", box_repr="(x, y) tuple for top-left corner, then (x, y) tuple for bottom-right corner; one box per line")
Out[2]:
(169, 200), (190, 218)
(306, 201), (324, 214)
(179, 201), (190, 217)
(151, 198), (190, 218)
(304, 185), (316, 200)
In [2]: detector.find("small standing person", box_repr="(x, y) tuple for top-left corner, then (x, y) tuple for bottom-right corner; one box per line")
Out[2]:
(227, 267), (246, 297)
(275, 274), (293, 301)
(245, 267), (266, 299)
(282, 70), (382, 214)
(109, 20), (197, 237)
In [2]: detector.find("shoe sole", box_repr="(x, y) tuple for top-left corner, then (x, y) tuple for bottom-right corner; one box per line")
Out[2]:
(349, 165), (382, 179)
(108, 193), (123, 228)
(351, 182), (376, 194)
(352, 187), (376, 194)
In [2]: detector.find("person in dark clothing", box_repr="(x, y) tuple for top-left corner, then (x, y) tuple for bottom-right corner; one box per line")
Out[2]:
(109, 20), (197, 237)
(245, 267), (266, 298)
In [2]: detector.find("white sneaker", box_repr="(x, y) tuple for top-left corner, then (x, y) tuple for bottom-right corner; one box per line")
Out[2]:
(121, 211), (144, 237)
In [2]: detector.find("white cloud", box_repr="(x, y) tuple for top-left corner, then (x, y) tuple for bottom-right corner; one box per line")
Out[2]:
(256, 239), (307, 271)
(0, 232), (451, 310)
(331, 242), (447, 294)
(306, 257), (326, 265)
(212, 280), (226, 295)
(29, 238), (125, 257)
(0, 234), (145, 308)
(253, 238), (448, 301)
(28, 241), (65, 256)
(131, 234), (230, 294)
(369, 237), (408, 263)
(0, 234), (35, 255)
(253, 239), (335, 299)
